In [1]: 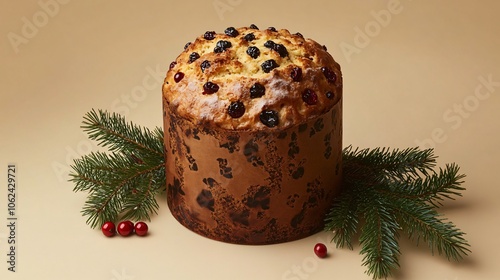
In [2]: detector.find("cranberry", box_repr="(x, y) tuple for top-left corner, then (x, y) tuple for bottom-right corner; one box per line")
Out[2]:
(294, 32), (304, 38)
(101, 221), (116, 237)
(174, 72), (184, 83)
(188, 52), (200, 63)
(260, 110), (279, 127)
(200, 60), (211, 72)
(321, 67), (337, 83)
(250, 83), (265, 99)
(204, 31), (216, 40)
(314, 243), (328, 258)
(290, 67), (302, 82)
(322, 45), (328, 51)
(134, 222), (149, 236)
(302, 89), (318, 105)
(246, 46), (260, 59)
(243, 33), (256, 42)
(184, 42), (191, 50)
(267, 27), (277, 32)
(228, 101), (245, 118)
(261, 59), (279, 73)
(126, 220), (134, 231)
(214, 40), (232, 53)
(326, 91), (334, 99)
(249, 24), (259, 30)
(224, 27), (239, 37)
(117, 221), (134, 237)
(169, 61), (177, 69)
(203, 82), (219, 94)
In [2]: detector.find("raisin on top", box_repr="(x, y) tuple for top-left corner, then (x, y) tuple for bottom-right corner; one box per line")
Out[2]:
(163, 26), (342, 130)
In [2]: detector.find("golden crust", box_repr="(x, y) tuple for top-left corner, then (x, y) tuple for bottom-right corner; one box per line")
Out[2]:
(163, 26), (342, 130)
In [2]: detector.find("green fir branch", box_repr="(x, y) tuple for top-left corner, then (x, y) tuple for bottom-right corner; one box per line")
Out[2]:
(326, 146), (470, 279)
(82, 109), (163, 157)
(343, 146), (437, 181)
(359, 195), (402, 278)
(325, 186), (360, 250)
(394, 198), (470, 261)
(69, 110), (165, 229)
(385, 163), (466, 207)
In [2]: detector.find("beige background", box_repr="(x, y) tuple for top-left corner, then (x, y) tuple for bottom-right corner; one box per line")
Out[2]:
(1, 0), (499, 279)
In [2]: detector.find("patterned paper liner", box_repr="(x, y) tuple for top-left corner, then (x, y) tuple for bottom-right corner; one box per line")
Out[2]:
(163, 98), (342, 245)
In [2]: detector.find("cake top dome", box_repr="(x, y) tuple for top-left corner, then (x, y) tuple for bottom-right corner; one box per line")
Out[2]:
(163, 25), (342, 131)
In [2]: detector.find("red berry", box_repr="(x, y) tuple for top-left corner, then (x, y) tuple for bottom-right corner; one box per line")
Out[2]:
(134, 222), (149, 236)
(302, 89), (318, 105)
(290, 67), (302, 82)
(117, 221), (134, 237)
(314, 243), (328, 258)
(174, 72), (184, 83)
(101, 221), (116, 237)
(321, 67), (337, 84)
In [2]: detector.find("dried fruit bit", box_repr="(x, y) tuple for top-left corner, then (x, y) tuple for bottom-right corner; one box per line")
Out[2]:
(203, 82), (220, 95)
(224, 27), (239, 37)
(264, 40), (276, 49)
(267, 27), (277, 32)
(314, 243), (327, 258)
(250, 83), (265, 99)
(188, 52), (200, 63)
(302, 88), (318, 105)
(290, 67), (302, 82)
(174, 72), (184, 83)
(214, 40), (232, 53)
(261, 59), (279, 73)
(243, 33), (256, 42)
(249, 24), (259, 30)
(246, 46), (260, 59)
(322, 45), (328, 51)
(228, 101), (245, 118)
(184, 42), (191, 50)
(200, 60), (211, 72)
(274, 44), (288, 57)
(169, 61), (177, 69)
(326, 91), (334, 99)
(260, 110), (279, 128)
(264, 41), (288, 57)
(294, 32), (304, 38)
(203, 31), (216, 40)
(321, 67), (337, 83)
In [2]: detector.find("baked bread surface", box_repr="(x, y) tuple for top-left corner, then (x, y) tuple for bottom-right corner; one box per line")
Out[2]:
(163, 26), (342, 130)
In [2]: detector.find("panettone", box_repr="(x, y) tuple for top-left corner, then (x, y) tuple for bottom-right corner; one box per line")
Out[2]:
(163, 25), (343, 244)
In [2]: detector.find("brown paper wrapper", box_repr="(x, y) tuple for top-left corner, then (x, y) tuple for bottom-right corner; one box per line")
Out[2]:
(163, 99), (342, 245)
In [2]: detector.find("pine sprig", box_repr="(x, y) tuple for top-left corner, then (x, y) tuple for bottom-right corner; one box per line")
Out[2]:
(359, 195), (401, 278)
(325, 146), (470, 279)
(69, 110), (165, 228)
(82, 109), (164, 158)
